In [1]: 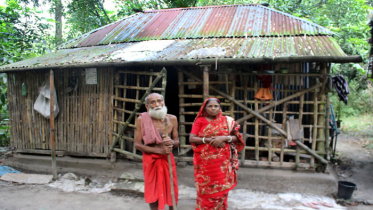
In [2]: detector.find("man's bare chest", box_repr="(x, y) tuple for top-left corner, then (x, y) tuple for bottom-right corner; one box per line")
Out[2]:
(152, 118), (173, 136)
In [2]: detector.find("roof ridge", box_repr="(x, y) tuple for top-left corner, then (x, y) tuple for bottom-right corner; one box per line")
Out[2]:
(144, 3), (260, 13)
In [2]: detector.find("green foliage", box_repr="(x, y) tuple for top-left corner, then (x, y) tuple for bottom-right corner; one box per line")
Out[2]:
(0, 73), (9, 146)
(0, 0), (53, 66)
(0, 0), (53, 146)
(65, 0), (111, 40)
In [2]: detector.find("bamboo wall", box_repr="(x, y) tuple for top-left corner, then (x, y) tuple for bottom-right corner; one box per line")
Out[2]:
(178, 63), (330, 170)
(7, 63), (330, 170)
(8, 68), (114, 157)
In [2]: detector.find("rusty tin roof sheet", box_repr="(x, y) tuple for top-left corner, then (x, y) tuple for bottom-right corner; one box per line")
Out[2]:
(1, 4), (361, 71)
(58, 4), (333, 49)
(1, 36), (356, 71)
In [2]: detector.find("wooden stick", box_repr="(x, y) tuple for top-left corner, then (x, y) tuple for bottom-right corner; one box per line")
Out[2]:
(241, 86), (248, 165)
(50, 70), (57, 180)
(254, 83), (259, 162)
(325, 93), (330, 160)
(311, 89), (318, 168)
(203, 66), (210, 101)
(164, 118), (177, 210)
(178, 71), (187, 155)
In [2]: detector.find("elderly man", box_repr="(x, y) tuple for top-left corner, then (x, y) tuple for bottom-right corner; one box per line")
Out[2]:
(134, 93), (179, 210)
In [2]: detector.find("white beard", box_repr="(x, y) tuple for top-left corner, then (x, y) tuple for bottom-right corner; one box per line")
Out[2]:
(148, 106), (168, 120)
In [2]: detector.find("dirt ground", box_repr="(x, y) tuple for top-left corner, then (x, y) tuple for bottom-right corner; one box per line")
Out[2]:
(0, 132), (372, 210)
(330, 133), (373, 210)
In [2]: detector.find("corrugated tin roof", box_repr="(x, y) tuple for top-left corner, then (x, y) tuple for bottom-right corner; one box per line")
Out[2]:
(58, 4), (333, 49)
(1, 36), (361, 71)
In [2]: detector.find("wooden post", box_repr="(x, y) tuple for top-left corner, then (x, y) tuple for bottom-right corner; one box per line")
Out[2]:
(281, 91), (288, 166)
(229, 74), (235, 117)
(311, 89), (318, 168)
(50, 70), (57, 179)
(268, 83), (273, 164)
(202, 65), (210, 101)
(317, 63), (327, 159)
(241, 85), (248, 165)
(254, 83), (259, 162)
(111, 72), (120, 162)
(325, 93), (331, 160)
(178, 71), (186, 155)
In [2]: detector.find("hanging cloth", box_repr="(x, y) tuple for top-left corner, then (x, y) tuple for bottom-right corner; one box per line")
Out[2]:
(254, 75), (274, 100)
(332, 75), (349, 105)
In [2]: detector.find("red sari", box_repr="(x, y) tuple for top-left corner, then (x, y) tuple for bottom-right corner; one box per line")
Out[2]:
(191, 98), (244, 210)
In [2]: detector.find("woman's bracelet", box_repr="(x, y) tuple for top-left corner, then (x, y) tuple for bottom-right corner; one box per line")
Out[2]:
(227, 136), (233, 143)
(202, 137), (206, 144)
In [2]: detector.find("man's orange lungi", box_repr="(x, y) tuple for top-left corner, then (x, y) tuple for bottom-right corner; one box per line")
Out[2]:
(143, 152), (178, 210)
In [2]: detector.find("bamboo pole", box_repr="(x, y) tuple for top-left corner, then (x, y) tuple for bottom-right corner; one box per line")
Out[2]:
(241, 86), (248, 165)
(113, 148), (143, 159)
(325, 93), (330, 160)
(254, 83), (259, 162)
(49, 70), (57, 180)
(229, 75), (235, 117)
(268, 83), (273, 164)
(294, 140), (328, 164)
(110, 68), (166, 150)
(178, 71), (186, 155)
(165, 118), (177, 210)
(203, 66), (210, 101)
(311, 89), (318, 168)
(317, 63), (327, 159)
(317, 94), (326, 155)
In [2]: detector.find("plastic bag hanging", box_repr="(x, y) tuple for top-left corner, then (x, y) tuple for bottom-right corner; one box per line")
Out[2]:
(33, 78), (59, 119)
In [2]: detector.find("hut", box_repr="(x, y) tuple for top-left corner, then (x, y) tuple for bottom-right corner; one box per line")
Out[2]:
(0, 4), (361, 171)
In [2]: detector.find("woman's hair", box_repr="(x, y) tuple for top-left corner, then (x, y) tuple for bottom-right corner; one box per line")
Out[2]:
(205, 98), (220, 106)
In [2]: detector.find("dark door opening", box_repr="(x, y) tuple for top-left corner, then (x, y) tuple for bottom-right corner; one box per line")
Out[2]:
(165, 67), (179, 119)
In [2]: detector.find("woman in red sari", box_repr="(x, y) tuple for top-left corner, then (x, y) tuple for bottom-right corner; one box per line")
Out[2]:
(189, 98), (244, 210)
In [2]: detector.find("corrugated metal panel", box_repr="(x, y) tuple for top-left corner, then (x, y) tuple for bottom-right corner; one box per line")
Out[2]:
(77, 21), (123, 47)
(1, 36), (348, 71)
(58, 4), (333, 49)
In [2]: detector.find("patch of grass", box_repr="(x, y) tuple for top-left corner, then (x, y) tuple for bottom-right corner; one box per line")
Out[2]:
(341, 114), (373, 149)
(340, 114), (373, 136)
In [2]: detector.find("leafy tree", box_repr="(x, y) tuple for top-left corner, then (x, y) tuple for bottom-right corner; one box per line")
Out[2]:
(65, 0), (112, 40)
(0, 73), (9, 146)
(0, 0), (52, 66)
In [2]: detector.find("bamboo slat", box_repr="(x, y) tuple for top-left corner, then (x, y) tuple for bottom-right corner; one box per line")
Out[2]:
(268, 83), (273, 164)
(114, 85), (164, 91)
(325, 93), (330, 159)
(241, 86), (248, 165)
(117, 70), (160, 76)
(230, 76), (235, 117)
(311, 89), (318, 168)
(254, 83), (259, 162)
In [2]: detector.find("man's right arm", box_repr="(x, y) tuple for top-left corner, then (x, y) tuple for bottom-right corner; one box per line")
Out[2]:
(134, 117), (171, 155)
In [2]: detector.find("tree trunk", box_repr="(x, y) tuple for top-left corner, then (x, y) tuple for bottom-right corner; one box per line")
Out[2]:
(55, 0), (63, 45)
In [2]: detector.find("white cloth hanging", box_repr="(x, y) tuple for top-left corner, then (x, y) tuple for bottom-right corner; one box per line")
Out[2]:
(34, 79), (59, 119)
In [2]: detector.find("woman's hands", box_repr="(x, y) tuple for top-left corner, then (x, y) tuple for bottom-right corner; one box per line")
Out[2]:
(209, 136), (227, 148)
